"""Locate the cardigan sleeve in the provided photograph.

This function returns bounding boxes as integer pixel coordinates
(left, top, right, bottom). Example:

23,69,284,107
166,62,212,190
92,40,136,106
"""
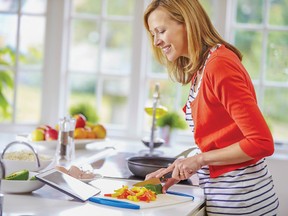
206,56,274,158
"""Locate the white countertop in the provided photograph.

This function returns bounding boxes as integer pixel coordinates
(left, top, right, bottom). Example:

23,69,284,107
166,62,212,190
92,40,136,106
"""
0,134,205,216
3,178,204,216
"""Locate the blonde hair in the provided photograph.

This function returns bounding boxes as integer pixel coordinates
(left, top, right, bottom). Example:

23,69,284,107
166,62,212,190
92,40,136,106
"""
144,0,242,85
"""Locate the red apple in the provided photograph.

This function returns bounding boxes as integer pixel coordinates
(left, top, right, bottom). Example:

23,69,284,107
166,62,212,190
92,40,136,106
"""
74,114,86,128
45,128,58,140
37,125,52,133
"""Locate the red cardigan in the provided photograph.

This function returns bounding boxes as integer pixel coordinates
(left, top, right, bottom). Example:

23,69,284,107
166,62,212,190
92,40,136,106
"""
184,45,274,178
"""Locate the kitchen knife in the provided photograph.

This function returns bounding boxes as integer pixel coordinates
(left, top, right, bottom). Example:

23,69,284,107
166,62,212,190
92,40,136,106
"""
133,178,194,201
89,197,140,210
133,177,161,187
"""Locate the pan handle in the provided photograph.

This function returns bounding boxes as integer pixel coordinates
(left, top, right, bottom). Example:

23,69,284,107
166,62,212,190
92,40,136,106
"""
174,146,198,158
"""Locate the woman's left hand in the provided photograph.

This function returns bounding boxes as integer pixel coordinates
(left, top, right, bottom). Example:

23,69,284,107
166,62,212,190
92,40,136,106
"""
148,154,204,181
170,154,204,180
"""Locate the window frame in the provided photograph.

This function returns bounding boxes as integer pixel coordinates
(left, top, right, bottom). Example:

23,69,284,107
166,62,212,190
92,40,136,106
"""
0,0,287,147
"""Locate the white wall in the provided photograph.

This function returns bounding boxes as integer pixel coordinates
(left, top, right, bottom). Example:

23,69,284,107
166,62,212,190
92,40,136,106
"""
266,153,288,216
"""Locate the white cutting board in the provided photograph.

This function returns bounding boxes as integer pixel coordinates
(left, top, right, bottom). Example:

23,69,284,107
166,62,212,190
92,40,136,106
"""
90,178,193,209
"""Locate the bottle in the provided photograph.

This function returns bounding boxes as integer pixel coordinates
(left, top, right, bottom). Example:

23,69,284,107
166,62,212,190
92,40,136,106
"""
55,116,76,166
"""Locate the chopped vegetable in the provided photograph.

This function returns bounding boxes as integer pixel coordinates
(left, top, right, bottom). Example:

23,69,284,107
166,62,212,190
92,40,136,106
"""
29,176,37,180
5,169,29,180
104,185,157,202
143,184,163,195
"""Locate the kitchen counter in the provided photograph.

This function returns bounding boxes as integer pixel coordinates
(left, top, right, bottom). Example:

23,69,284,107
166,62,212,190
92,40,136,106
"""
0,134,205,216
3,178,205,216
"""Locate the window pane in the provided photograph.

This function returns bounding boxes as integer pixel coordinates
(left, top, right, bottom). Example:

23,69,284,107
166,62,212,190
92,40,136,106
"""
200,0,213,17
147,80,178,110
19,16,45,69
269,0,288,26
267,31,288,82
0,0,18,12
69,19,100,72
69,73,97,108
235,30,263,80
21,0,47,14
73,0,101,15
106,0,134,16
16,71,42,123
0,14,17,66
101,21,132,74
150,56,166,74
180,84,192,107
263,87,288,141
236,0,263,24
143,80,177,130
102,79,129,124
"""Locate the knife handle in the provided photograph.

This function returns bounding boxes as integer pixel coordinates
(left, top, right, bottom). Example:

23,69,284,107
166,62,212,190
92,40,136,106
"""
89,197,140,209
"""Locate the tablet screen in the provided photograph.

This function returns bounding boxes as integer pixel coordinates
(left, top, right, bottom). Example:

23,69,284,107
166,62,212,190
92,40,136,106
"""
36,168,101,201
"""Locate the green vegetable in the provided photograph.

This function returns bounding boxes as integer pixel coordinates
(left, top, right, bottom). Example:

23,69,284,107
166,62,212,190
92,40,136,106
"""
5,169,29,180
144,184,163,195
29,176,37,180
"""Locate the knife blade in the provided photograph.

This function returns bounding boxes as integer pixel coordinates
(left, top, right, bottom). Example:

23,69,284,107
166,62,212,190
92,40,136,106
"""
133,177,161,187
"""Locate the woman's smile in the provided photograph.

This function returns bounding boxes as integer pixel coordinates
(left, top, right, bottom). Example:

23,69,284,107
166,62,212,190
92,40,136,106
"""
162,45,171,54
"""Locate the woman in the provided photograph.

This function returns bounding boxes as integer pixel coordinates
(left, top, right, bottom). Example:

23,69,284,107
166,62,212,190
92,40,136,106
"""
143,0,279,215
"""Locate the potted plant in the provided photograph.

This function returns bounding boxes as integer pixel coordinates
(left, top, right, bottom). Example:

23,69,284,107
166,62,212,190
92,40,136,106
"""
69,102,99,123
156,111,187,145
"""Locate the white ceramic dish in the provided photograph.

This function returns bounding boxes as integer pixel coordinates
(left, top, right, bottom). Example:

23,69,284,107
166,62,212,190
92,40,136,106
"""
3,157,53,176
1,172,45,194
16,134,106,149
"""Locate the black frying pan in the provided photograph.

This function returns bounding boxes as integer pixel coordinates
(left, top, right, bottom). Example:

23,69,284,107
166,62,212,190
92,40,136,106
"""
127,156,175,178
127,147,197,178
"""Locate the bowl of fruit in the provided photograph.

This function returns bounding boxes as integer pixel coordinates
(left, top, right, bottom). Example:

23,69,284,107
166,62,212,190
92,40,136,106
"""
18,114,107,149
1,169,45,193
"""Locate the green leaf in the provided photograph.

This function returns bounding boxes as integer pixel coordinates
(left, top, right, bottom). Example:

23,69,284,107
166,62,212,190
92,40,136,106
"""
0,92,9,108
0,71,14,88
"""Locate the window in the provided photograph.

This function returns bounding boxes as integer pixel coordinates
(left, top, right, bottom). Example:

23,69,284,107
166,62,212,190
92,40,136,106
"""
0,0,287,145
229,0,288,142
67,0,135,128
0,0,46,124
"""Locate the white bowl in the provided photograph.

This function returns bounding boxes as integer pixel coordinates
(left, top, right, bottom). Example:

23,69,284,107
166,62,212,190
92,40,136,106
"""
3,151,53,175
3,159,53,176
1,172,45,194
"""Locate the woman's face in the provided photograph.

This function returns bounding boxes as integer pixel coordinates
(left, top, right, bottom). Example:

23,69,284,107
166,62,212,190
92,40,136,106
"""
148,7,188,61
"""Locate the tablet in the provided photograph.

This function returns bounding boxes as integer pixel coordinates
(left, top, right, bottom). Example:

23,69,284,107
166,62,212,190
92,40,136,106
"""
36,168,101,202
